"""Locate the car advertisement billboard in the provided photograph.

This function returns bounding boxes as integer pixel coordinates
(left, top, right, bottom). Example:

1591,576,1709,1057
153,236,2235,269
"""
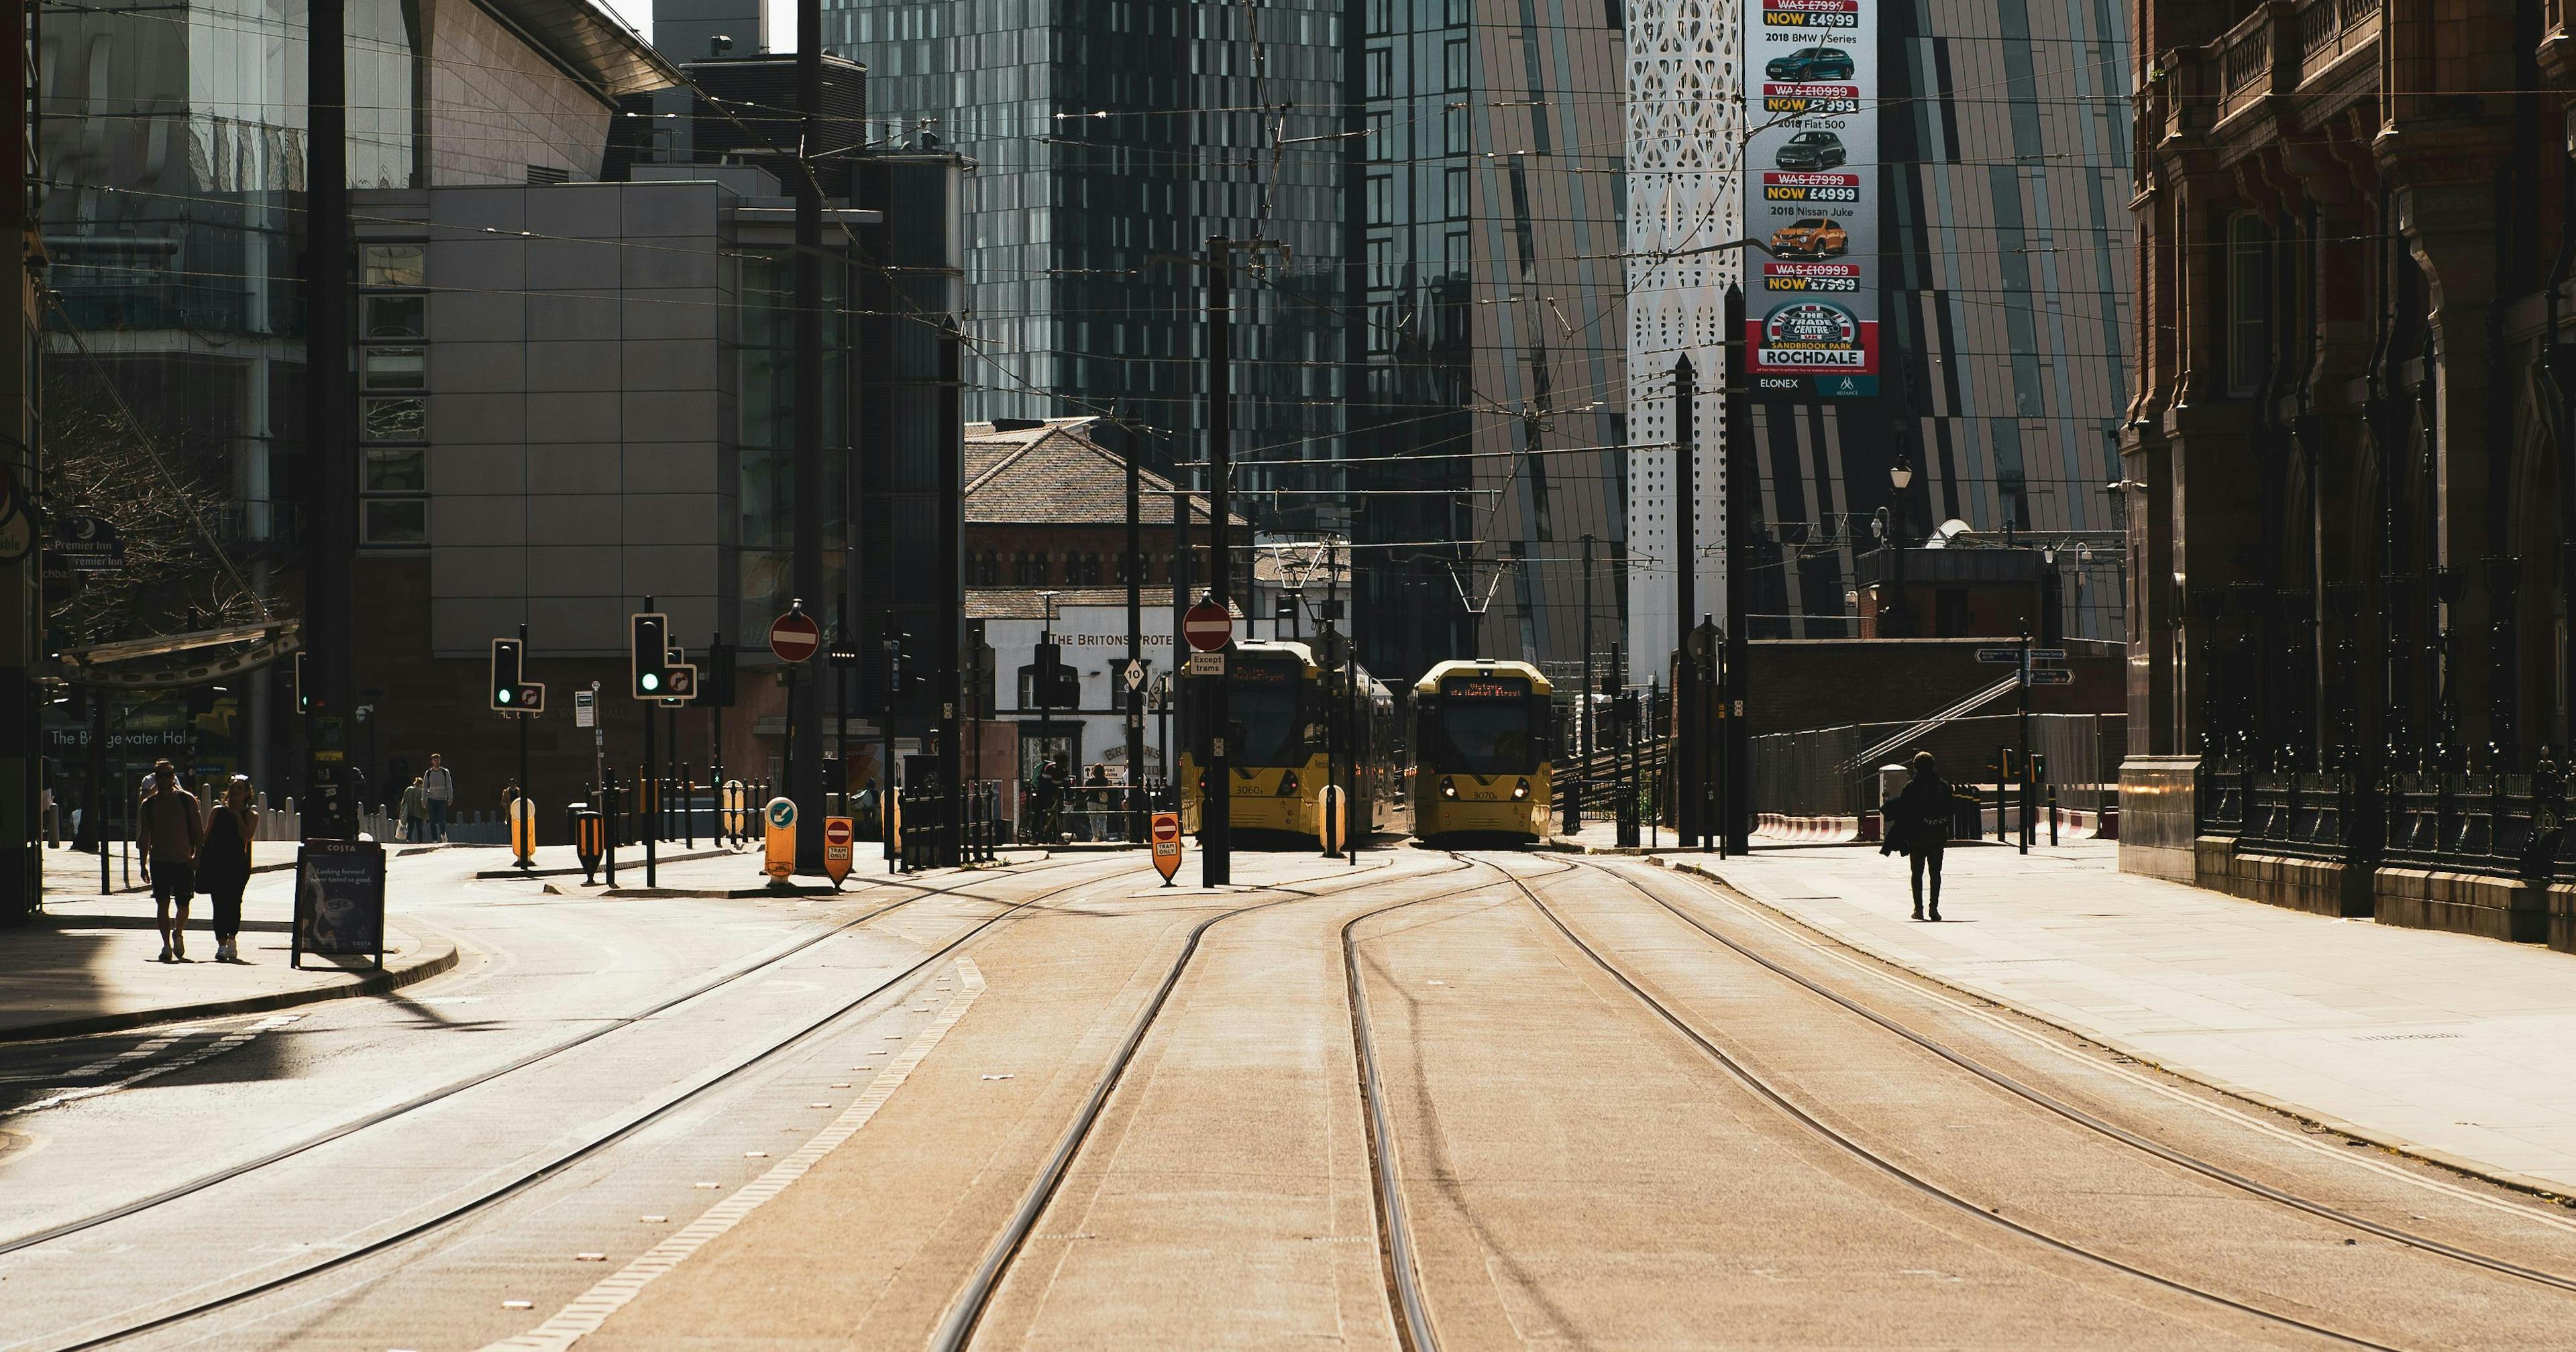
1745,0,1876,398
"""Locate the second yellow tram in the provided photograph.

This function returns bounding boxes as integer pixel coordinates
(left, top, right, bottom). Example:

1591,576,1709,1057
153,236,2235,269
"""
1411,659,1554,843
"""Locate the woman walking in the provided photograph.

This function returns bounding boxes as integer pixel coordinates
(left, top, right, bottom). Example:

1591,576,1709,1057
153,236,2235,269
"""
198,776,259,962
1891,750,1953,921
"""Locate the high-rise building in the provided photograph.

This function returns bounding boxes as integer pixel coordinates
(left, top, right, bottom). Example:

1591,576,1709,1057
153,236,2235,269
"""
816,0,1345,507
1625,0,2133,663
1349,0,1630,681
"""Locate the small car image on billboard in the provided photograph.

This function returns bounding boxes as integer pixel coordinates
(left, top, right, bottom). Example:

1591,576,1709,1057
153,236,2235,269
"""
1763,46,1856,81
1773,131,1847,170
1768,217,1850,260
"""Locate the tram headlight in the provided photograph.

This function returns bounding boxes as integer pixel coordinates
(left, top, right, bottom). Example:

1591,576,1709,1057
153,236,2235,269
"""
1511,778,1530,801
1440,777,1458,799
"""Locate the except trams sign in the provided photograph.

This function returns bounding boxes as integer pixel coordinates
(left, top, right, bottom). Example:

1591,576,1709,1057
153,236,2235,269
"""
1745,0,1878,398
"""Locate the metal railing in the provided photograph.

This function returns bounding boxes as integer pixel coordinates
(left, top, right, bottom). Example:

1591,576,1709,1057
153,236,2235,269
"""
2202,763,2571,883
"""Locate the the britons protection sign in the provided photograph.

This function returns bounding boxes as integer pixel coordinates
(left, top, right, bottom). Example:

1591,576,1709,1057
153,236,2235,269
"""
1745,0,1877,398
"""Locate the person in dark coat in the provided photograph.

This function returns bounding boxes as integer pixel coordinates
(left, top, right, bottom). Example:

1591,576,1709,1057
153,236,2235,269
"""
197,775,259,962
1891,750,1953,921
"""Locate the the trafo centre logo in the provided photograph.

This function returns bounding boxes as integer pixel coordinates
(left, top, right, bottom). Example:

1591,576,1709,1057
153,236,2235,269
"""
1757,300,1864,367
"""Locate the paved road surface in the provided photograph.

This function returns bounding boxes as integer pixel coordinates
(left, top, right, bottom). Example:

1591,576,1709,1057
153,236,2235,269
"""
7,846,2576,1350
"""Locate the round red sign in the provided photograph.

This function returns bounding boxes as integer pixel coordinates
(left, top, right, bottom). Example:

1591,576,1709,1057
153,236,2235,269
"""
824,818,853,846
1182,600,1233,653
769,611,822,663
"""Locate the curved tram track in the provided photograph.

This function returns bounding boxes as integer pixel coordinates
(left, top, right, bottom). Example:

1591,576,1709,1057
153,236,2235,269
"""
15,854,1140,1352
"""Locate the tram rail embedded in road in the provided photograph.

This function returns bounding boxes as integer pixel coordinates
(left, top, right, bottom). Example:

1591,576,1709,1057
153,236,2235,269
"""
1495,856,2415,1352
17,854,1142,1352
1564,854,2576,1295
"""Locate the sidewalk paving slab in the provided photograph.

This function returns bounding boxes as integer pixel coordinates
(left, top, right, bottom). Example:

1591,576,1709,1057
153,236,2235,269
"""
1672,840,2576,1198
11,845,457,1042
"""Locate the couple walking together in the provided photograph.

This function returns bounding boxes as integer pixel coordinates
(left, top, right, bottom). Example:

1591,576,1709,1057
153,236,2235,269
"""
136,760,260,962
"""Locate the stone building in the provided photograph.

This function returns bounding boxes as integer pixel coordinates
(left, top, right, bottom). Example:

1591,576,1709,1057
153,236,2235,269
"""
2122,0,2576,947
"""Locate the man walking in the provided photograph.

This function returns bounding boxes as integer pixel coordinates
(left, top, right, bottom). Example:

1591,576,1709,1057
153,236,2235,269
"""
136,759,203,961
1890,750,1953,921
423,752,455,842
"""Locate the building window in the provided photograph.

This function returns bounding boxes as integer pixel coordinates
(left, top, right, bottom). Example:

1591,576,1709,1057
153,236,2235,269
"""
1366,174,1393,226
360,243,425,287
1368,109,1393,161
969,551,1000,585
362,347,425,390
1445,0,1468,25
1013,551,1047,585
1444,106,1468,156
363,499,429,545
1445,166,1468,219
1444,38,1468,91
358,240,429,549
362,294,425,340
1366,46,1392,98
362,396,425,442
2226,213,2269,398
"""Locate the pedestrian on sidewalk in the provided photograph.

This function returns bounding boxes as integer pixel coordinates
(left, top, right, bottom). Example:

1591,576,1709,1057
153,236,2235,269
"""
198,775,259,962
423,753,455,841
400,776,429,842
1891,750,1951,922
136,760,203,961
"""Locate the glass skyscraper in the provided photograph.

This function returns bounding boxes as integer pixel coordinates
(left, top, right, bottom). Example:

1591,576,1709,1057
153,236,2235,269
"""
825,0,1347,511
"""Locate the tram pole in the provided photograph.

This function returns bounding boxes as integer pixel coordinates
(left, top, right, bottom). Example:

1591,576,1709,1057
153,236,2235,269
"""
1203,235,1233,888
1672,356,1700,848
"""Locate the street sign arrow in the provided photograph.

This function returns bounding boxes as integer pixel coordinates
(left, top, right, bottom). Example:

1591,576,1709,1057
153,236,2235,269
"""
1975,647,2024,663
2026,668,2075,685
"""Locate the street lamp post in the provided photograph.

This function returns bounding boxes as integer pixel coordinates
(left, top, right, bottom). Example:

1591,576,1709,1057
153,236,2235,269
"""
1886,455,1914,636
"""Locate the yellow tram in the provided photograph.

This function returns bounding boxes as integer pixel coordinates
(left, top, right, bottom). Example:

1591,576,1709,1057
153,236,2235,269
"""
1411,659,1554,843
1178,640,1409,844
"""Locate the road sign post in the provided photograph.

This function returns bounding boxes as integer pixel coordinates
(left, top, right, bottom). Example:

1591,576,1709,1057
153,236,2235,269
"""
1183,595,1232,886
1150,810,1182,886
771,603,822,875
510,794,535,868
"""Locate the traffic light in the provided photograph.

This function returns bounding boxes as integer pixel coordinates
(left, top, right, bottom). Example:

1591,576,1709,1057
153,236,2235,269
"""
707,641,737,707
629,611,669,699
490,637,524,711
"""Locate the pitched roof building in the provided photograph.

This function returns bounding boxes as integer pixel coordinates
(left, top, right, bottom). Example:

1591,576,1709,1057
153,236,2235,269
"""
963,416,1242,619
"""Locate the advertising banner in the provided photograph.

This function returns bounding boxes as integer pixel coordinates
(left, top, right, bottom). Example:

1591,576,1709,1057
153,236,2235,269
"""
293,838,386,969
1744,0,1878,398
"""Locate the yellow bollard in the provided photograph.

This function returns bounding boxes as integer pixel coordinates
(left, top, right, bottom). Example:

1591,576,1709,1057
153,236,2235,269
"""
510,795,535,867
763,796,798,883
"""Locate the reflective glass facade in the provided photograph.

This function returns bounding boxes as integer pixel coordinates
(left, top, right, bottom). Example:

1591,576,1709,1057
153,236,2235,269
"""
822,0,1345,512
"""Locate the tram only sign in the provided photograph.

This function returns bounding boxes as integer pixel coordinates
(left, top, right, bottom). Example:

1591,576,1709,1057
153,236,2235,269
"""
769,610,822,663
1183,600,1233,652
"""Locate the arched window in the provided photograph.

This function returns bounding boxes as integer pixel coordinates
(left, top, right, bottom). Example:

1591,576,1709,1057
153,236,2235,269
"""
2226,214,2270,398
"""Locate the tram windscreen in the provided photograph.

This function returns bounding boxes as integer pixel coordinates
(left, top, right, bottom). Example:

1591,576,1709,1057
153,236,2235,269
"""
1229,659,1305,765
1428,675,1539,775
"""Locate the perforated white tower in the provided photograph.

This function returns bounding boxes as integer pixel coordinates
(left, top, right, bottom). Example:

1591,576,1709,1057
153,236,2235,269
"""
1624,0,1739,674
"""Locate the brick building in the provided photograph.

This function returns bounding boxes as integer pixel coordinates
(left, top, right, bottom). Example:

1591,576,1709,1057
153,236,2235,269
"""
963,416,1227,600
2122,0,2576,940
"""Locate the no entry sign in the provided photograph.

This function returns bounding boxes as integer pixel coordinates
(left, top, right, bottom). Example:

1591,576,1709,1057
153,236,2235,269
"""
823,815,854,887
1183,599,1232,653
1150,811,1182,885
770,610,822,663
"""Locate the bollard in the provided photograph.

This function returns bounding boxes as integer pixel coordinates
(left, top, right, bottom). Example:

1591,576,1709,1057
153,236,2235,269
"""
2047,783,2059,847
603,781,620,886
571,805,605,884
510,794,536,869
763,795,798,885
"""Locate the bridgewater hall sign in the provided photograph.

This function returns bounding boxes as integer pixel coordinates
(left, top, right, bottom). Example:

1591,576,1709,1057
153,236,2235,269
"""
1745,0,1878,399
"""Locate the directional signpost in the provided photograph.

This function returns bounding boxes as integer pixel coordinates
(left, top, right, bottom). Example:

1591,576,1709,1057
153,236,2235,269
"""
1183,594,1232,887
2027,668,2075,685
763,795,798,885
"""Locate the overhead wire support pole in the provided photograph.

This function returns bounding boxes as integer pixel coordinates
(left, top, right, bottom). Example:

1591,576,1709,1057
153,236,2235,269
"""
1126,422,1145,842
790,0,826,874
1722,282,1754,856
303,0,354,838
1672,355,1699,850
1203,234,1234,889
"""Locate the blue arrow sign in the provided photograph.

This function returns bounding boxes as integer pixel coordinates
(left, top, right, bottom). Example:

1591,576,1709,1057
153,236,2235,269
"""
768,798,798,829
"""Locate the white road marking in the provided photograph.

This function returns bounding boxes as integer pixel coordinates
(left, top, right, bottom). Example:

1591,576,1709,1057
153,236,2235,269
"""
3,1015,301,1117
479,959,988,1352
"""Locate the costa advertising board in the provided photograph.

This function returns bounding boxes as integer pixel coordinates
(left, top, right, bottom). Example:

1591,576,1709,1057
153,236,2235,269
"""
1745,0,1877,398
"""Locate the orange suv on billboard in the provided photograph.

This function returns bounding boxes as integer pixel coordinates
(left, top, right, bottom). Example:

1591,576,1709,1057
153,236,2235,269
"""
1768,217,1849,260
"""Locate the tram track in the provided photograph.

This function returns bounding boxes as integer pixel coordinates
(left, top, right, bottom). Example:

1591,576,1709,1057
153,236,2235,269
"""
15,854,1142,1352
1567,854,2576,1294
1493,854,2413,1352
1,853,1113,1260
926,853,1495,1352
